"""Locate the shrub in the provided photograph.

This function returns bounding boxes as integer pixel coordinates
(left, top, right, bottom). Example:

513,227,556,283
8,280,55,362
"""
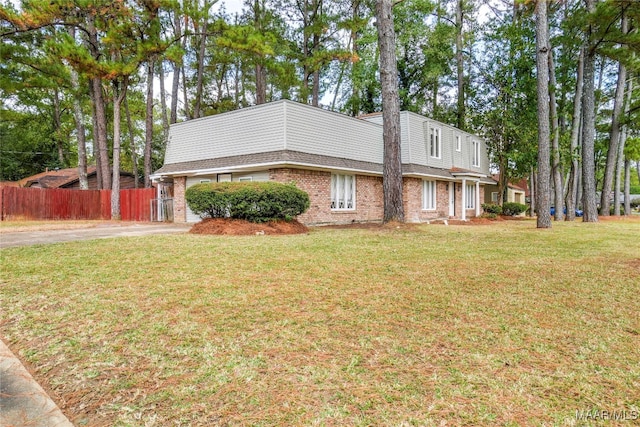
630,198,640,209
185,181,310,223
481,203,503,215
481,212,498,220
502,202,528,216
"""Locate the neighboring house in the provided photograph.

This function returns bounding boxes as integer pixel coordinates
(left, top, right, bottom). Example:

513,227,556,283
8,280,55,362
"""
484,175,528,205
152,100,493,225
16,167,138,189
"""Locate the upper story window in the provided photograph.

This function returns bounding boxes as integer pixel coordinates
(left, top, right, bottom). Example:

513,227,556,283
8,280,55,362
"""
331,173,355,210
455,135,461,152
423,180,436,210
472,140,480,167
429,126,442,159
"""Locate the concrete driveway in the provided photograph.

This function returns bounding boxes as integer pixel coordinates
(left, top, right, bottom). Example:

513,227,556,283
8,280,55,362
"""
0,222,191,249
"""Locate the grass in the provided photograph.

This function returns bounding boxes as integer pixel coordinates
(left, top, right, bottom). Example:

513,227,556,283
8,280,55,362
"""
1,219,639,426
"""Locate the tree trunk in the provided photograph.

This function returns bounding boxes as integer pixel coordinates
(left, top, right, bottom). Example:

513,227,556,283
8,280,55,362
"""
85,16,110,190
194,1,209,119
253,0,267,105
124,97,139,188
456,0,465,130
624,159,631,215
111,78,128,220
159,61,169,138
170,10,184,124
548,50,563,221
376,0,404,223
600,12,627,215
89,77,110,189
52,89,66,166
565,49,583,221
256,63,267,104
581,0,598,222
312,22,321,107
498,154,508,205
69,63,88,190
614,77,632,215
88,82,101,188
535,0,551,228
529,167,536,217
145,60,154,188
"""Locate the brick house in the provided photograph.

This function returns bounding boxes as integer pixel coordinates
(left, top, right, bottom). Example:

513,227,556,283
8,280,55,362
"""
151,100,492,225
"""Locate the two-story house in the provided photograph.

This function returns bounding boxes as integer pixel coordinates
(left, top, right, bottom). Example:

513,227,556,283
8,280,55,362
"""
151,99,493,225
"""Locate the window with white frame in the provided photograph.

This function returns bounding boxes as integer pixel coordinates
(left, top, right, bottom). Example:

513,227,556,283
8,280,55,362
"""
455,135,461,152
423,180,436,210
199,179,211,184
331,174,355,210
238,177,253,182
472,140,480,167
429,126,442,159
491,192,498,203
465,183,476,209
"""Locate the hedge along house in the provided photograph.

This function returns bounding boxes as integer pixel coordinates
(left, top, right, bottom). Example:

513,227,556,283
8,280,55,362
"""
151,100,493,225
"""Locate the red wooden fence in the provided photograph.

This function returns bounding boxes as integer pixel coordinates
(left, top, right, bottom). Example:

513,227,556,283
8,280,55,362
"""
0,187,156,221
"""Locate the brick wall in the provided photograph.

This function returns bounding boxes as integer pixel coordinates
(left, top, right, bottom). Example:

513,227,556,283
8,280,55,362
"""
172,169,486,225
173,176,187,223
269,168,384,225
403,178,451,222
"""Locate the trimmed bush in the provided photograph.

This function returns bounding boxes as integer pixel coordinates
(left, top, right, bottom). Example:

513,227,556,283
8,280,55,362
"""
185,181,310,223
630,198,640,209
481,203,503,215
502,202,528,216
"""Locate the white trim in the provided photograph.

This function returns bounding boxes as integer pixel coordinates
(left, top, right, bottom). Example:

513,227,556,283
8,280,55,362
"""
472,140,480,167
455,135,461,152
461,178,467,221
331,173,356,211
475,180,481,217
465,182,476,210
422,180,436,211
429,125,442,159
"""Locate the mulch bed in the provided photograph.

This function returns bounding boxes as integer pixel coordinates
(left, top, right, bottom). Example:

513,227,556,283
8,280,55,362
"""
189,218,309,235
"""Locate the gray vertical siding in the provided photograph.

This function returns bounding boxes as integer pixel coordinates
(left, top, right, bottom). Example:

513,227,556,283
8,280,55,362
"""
162,100,489,177
164,102,286,165
284,102,383,165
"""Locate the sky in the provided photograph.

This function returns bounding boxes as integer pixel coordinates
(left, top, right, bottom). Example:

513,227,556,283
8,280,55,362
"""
216,0,246,16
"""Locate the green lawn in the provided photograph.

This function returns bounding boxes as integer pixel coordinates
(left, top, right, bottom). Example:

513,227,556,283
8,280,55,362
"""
1,219,639,426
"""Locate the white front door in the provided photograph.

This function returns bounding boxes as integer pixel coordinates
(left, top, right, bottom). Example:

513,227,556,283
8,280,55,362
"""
449,183,455,217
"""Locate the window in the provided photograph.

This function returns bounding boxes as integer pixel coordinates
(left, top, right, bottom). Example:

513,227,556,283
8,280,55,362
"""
199,179,211,184
491,192,498,203
331,174,355,210
429,126,441,159
465,184,476,209
423,180,436,210
238,177,253,182
217,173,232,182
472,140,480,167
455,135,461,152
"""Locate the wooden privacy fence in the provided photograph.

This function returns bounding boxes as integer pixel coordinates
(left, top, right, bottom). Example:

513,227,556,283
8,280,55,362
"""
0,187,156,221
